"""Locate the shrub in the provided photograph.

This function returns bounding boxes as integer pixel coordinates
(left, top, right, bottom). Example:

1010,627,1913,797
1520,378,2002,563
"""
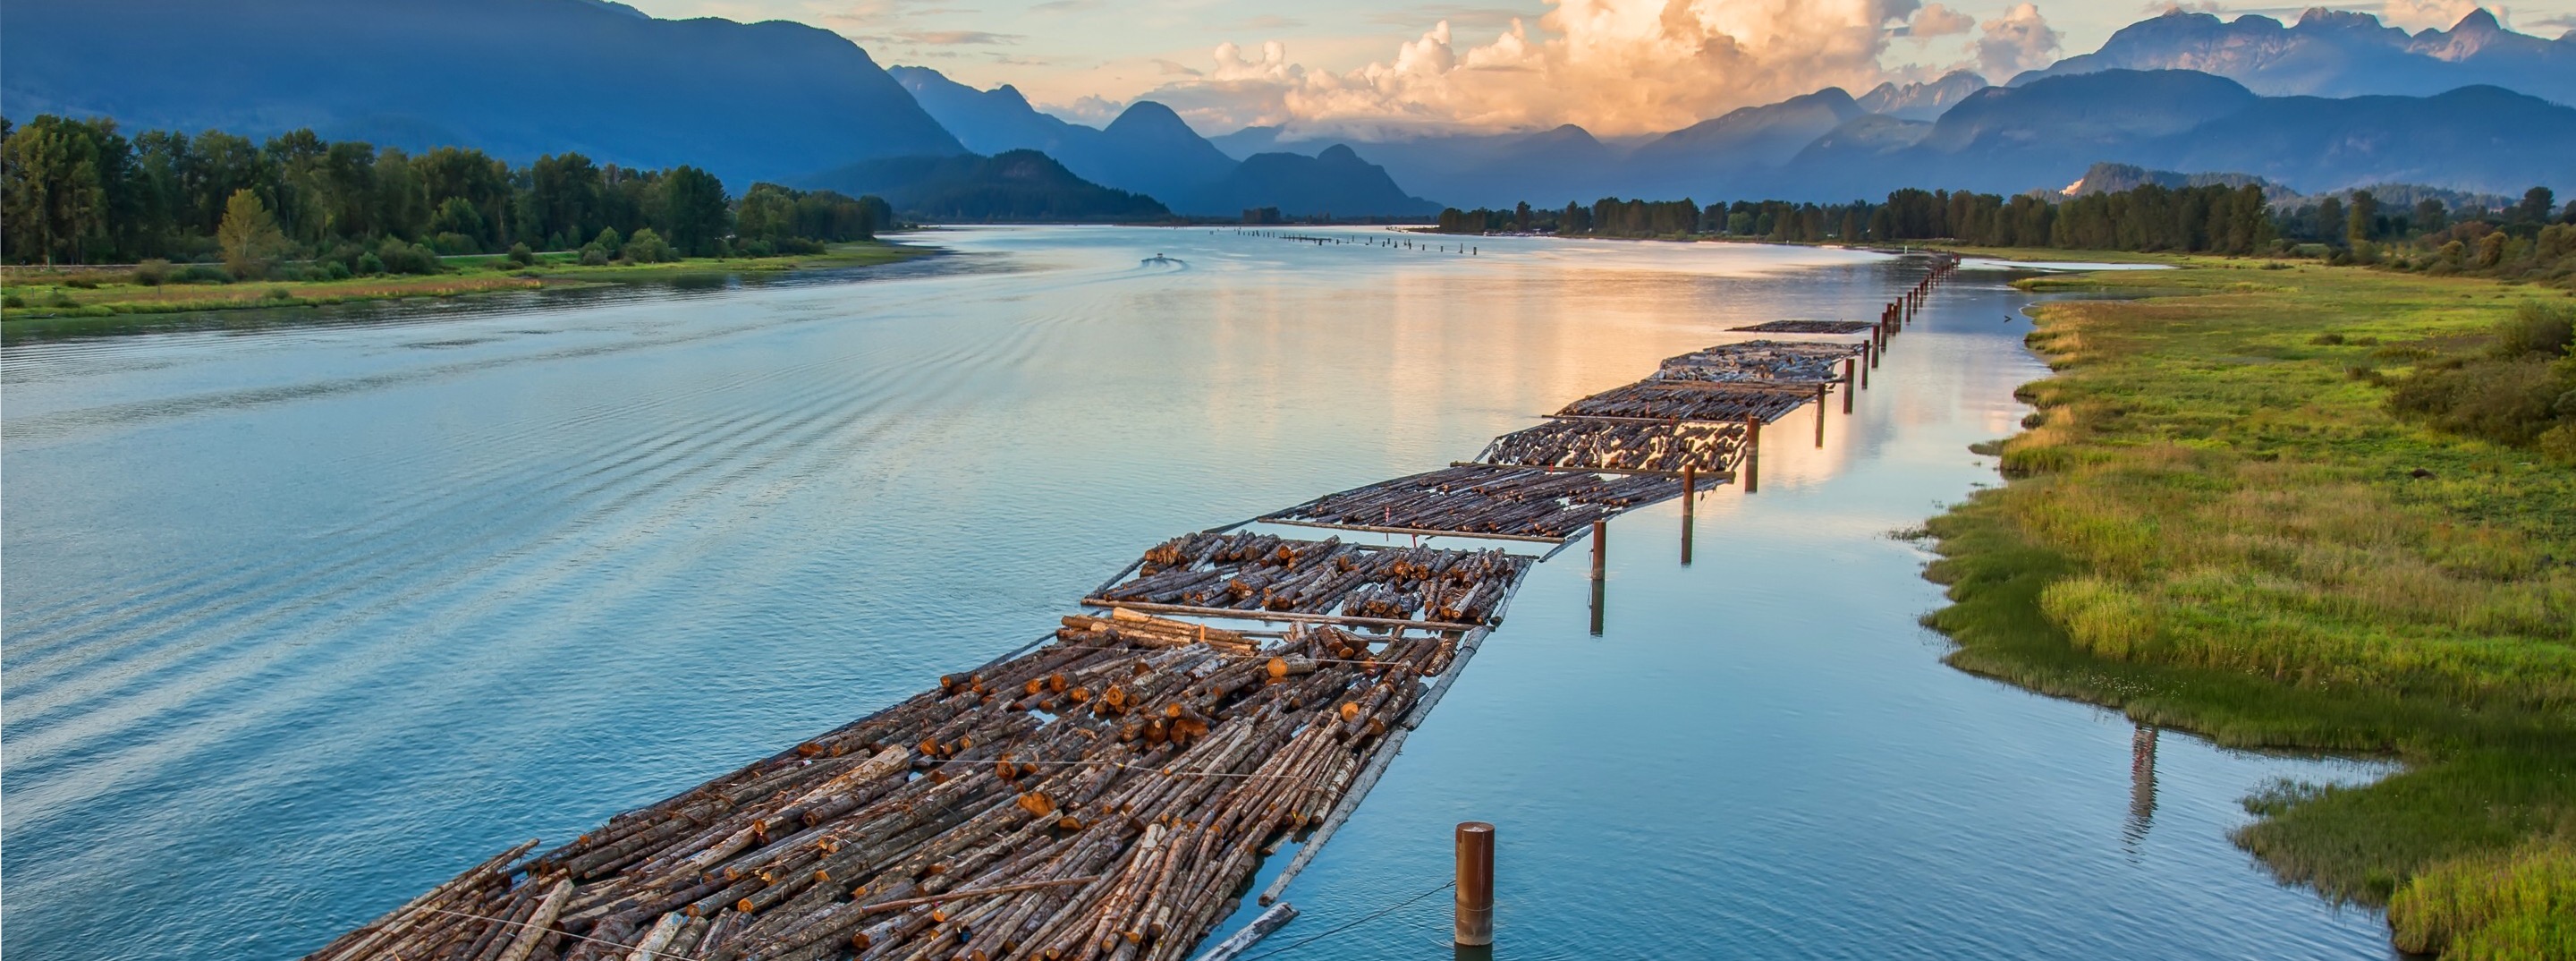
265,286,293,301
374,239,444,276
178,264,231,284
507,242,536,267
579,248,611,267
132,259,174,286
2309,332,2346,345
2492,302,2575,359
324,259,352,280
47,290,78,308
2,293,23,308
592,226,623,252
2387,356,2572,446
622,227,676,264
356,251,386,276
63,276,99,289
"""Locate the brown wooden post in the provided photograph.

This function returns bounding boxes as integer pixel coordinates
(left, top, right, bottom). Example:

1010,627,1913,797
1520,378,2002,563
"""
1815,383,1827,447
1680,464,1696,566
1455,822,1495,947
1862,339,1876,384
1843,359,1856,414
1743,415,1761,493
1589,519,1607,581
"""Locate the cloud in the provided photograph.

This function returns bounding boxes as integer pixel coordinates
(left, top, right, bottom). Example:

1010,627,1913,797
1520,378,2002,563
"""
1122,0,1934,137
1368,4,1530,30
1151,58,1205,76
2377,0,2501,30
1974,3,2061,79
898,29,1019,45
1902,3,1975,37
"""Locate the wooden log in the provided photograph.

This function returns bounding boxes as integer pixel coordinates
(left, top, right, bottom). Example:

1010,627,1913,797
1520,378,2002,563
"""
1186,903,1296,961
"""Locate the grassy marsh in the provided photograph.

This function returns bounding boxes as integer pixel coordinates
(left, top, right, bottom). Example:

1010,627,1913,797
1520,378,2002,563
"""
0,242,931,329
1923,253,2575,957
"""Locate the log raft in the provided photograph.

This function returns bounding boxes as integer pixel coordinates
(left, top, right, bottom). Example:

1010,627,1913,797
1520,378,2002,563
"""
1726,319,1877,334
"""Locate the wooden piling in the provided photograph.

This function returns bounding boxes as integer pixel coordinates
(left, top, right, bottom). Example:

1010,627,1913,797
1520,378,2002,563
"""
1455,822,1496,947
1743,415,1761,493
1815,384,1827,447
1843,360,1856,414
1680,464,1695,566
1589,519,1607,581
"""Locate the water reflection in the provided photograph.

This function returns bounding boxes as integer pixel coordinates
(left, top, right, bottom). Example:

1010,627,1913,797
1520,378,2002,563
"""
2129,725,2161,849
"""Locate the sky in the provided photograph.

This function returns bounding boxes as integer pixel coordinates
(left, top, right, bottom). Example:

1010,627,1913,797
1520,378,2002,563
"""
619,0,2576,136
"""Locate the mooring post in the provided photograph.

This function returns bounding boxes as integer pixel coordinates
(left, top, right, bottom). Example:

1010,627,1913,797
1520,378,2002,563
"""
1455,822,1495,947
1589,519,1607,581
1815,383,1827,447
1744,416,1761,493
1680,464,1696,566
1861,340,1875,386
1843,360,1856,414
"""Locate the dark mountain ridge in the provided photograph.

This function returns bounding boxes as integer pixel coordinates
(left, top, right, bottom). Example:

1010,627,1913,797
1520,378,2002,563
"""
0,0,962,186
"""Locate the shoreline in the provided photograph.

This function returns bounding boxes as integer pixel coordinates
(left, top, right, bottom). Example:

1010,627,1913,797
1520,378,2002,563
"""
1916,250,2574,957
0,241,939,333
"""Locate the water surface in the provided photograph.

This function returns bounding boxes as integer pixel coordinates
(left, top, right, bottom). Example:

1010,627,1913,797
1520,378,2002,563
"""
2,226,2394,960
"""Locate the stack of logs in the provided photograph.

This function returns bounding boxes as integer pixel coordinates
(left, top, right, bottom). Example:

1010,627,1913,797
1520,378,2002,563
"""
1553,380,1815,424
1476,419,1743,474
1261,465,1685,541
303,622,1464,961
1726,319,1877,334
1092,533,1530,627
1656,340,1862,384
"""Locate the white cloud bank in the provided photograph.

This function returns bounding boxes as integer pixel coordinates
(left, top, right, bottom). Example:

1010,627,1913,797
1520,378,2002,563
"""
1105,0,2065,138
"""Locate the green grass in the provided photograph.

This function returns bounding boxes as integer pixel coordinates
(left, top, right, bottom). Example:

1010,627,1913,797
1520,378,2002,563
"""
1921,252,2576,957
0,242,931,332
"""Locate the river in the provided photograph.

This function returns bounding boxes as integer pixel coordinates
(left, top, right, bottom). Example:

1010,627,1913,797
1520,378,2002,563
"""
1,226,2396,960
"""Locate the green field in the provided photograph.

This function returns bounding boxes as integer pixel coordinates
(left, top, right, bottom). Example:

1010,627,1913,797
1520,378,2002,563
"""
1923,255,2575,957
0,242,931,334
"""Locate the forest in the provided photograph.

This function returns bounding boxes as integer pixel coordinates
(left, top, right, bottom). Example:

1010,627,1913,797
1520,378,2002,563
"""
1435,183,2576,285
1,115,891,276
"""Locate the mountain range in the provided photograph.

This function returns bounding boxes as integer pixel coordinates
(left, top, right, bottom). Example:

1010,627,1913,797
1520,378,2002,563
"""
2015,7,2575,104
0,0,962,186
888,67,1436,217
4,2,2570,218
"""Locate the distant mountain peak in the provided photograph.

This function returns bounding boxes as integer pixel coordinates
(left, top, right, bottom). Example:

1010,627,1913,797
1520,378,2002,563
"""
2014,4,2568,103
1317,143,1362,163
1106,100,1194,137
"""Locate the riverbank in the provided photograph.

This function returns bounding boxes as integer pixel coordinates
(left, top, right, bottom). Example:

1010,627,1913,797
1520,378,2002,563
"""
1921,253,2575,957
0,241,933,329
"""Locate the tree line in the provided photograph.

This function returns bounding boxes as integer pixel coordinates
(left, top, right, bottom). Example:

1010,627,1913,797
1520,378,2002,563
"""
2,114,891,276
1432,183,2576,281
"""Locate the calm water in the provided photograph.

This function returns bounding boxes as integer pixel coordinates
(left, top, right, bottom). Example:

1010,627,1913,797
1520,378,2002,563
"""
2,226,2396,960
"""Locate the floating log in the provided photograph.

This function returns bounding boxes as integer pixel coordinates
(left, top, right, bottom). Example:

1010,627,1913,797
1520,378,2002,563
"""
312,623,1469,961
1261,465,1690,543
1092,533,1533,628
1553,379,1815,424
1476,419,1743,474
1726,319,1876,334
1657,339,1866,385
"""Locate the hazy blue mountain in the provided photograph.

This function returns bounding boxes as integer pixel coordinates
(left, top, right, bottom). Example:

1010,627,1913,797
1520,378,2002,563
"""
2014,8,2575,105
1096,103,1242,199
1783,71,2573,198
2137,85,2576,196
1177,145,1438,217
2064,162,2283,198
1854,72,1991,121
1,0,962,186
801,150,1169,221
1624,88,1868,197
890,67,1430,215
1207,125,1291,160
890,67,1076,157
